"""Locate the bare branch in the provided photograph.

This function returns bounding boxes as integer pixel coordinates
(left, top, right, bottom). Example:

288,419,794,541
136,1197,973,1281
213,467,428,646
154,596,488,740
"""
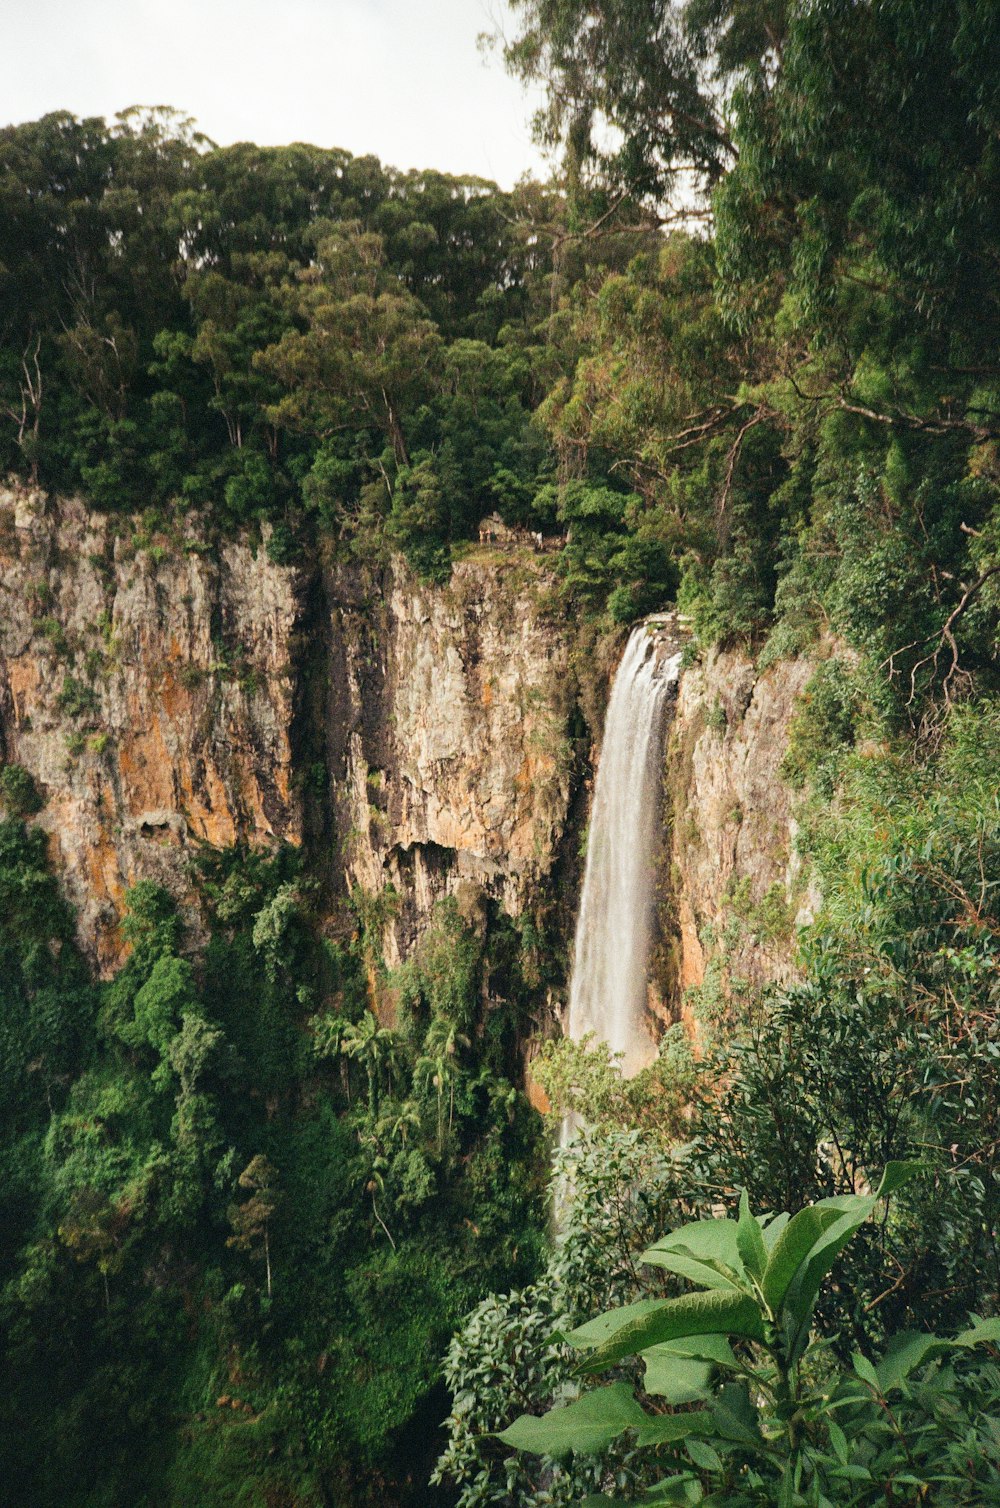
717,407,769,526
883,562,1000,708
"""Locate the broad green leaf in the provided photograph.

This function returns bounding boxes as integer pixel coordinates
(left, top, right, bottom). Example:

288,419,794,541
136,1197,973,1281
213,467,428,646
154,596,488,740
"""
647,1334,738,1367
639,1248,748,1292
761,1199,871,1316
642,1340,729,1404
784,1205,877,1339
640,1480,704,1506
828,1464,874,1482
875,1160,923,1197
634,1410,714,1446
710,1382,765,1445
828,1417,849,1464
496,1382,644,1458
686,1437,724,1472
876,1315,1000,1390
777,1464,796,1508
643,1219,742,1267
954,1314,1000,1349
761,1212,790,1253
577,1289,765,1374
566,1298,669,1349
875,1331,949,1391
737,1189,767,1282
852,1352,881,1391
643,1335,739,1405
641,1219,748,1292
785,1182,921,1344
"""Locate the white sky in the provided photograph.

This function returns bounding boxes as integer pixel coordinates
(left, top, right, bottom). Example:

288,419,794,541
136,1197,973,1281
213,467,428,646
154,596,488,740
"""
3,0,550,188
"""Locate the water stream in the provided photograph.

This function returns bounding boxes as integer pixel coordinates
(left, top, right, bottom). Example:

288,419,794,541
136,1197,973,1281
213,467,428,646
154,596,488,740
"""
566,625,681,1079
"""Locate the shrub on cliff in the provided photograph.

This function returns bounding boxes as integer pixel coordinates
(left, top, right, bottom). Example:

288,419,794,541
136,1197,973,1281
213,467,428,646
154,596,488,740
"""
0,762,43,817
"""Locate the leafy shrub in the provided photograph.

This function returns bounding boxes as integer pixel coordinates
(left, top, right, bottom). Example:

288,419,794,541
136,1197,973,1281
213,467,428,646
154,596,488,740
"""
781,660,860,794
434,1129,682,1507
499,1171,1000,1505
0,763,43,817
55,674,99,720
531,1029,698,1142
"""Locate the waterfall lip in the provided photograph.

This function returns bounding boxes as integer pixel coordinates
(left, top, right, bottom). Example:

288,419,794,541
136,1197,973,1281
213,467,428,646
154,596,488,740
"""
634,611,688,683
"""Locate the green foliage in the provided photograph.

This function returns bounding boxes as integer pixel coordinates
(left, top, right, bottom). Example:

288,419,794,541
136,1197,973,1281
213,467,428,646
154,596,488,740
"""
442,685,1000,1503
8,12,1000,1502
502,0,737,201
780,659,859,795
0,113,561,584
498,1181,1000,1505
434,1129,682,1508
532,1027,698,1141
0,762,43,816
7,5,1000,654
0,838,547,1506
55,674,99,720
227,1153,279,1297
394,897,481,1035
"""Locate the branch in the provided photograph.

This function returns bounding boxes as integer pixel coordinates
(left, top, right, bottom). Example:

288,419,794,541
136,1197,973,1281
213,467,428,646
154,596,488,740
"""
882,563,1000,707
835,394,1000,441
717,407,769,525
784,368,1000,441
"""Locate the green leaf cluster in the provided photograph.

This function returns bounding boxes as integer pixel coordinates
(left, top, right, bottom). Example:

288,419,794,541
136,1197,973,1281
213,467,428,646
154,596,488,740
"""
498,1174,1000,1505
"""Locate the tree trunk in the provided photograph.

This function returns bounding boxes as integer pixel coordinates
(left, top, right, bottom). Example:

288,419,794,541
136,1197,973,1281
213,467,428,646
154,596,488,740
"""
382,389,410,467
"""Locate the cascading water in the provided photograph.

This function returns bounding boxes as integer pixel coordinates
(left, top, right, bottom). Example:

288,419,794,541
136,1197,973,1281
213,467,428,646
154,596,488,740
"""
566,624,681,1080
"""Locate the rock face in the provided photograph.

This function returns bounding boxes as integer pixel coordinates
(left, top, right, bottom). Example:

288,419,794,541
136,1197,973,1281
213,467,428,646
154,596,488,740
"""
0,488,304,969
0,487,579,972
0,484,814,1014
326,555,577,965
661,645,819,1008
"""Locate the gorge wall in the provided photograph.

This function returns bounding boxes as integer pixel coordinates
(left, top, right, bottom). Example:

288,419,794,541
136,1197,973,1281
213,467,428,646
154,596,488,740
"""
323,552,578,968
0,486,580,975
0,487,304,970
0,483,815,1014
660,646,820,1013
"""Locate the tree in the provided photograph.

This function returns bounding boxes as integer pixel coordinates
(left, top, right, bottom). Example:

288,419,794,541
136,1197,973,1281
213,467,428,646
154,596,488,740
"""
261,222,442,468
414,1015,470,1154
340,1011,401,1120
227,1153,280,1299
58,1185,132,1313
500,0,747,206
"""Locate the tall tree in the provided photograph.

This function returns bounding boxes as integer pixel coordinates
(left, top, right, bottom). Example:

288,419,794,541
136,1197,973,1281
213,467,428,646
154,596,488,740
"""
261,223,442,468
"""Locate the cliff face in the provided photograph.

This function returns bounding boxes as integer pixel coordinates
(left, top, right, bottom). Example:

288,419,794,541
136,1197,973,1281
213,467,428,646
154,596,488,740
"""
662,645,819,1009
0,488,304,969
0,484,813,1015
0,488,579,972
329,556,576,965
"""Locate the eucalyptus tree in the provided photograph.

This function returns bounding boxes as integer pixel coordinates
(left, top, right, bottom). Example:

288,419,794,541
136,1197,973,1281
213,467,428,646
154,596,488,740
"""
261,222,443,469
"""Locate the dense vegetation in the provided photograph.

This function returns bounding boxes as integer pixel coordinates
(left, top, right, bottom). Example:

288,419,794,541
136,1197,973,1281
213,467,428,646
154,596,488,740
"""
4,0,1000,1503
0,110,566,582
438,703,1000,1500
496,1169,1000,1505
0,828,548,1504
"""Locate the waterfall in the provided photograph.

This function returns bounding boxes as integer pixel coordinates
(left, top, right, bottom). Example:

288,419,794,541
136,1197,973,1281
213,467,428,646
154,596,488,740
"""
566,625,681,1078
